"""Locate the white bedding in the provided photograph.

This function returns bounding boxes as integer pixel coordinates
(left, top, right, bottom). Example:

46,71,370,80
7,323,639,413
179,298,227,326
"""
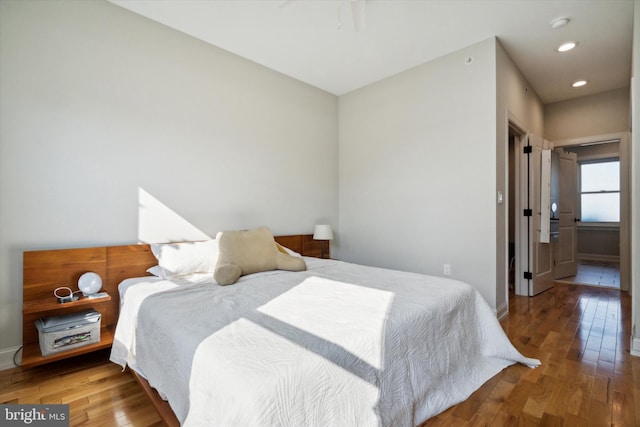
111,258,539,426
110,272,213,373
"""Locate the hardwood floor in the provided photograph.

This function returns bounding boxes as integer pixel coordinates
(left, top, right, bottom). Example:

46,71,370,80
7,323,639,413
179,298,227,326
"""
1,282,638,426
422,282,639,426
0,349,163,426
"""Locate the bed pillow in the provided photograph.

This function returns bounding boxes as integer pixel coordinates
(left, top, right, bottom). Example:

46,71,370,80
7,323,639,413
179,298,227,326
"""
150,239,218,277
215,227,306,285
276,243,302,258
146,265,169,278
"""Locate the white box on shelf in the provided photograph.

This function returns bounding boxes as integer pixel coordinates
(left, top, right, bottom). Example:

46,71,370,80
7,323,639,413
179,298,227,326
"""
35,309,101,356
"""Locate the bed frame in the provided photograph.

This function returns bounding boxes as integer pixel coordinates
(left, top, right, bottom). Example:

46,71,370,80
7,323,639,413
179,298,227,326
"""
22,234,327,425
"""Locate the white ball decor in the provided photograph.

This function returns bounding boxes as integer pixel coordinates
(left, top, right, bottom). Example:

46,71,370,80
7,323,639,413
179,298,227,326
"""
78,272,102,296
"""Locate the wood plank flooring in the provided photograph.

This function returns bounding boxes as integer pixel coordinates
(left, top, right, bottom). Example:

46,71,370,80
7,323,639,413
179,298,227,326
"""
1,282,638,426
422,282,639,426
0,350,163,426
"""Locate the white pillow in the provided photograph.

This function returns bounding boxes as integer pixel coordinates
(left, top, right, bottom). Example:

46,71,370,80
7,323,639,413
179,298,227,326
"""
150,239,218,277
146,265,170,279
276,243,302,258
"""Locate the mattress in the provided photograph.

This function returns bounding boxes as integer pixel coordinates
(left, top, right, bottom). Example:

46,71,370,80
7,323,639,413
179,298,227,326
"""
111,257,539,426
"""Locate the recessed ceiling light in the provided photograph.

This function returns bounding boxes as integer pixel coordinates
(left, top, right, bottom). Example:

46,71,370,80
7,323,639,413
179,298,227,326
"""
572,80,587,88
557,41,577,52
551,17,570,29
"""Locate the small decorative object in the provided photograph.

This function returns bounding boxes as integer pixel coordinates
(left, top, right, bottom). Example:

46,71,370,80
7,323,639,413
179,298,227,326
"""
78,272,102,296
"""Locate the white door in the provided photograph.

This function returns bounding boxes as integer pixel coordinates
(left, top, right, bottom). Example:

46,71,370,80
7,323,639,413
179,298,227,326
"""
519,134,554,296
554,149,578,279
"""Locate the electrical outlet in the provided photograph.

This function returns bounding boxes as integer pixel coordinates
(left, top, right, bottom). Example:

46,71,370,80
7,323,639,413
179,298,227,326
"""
443,264,451,276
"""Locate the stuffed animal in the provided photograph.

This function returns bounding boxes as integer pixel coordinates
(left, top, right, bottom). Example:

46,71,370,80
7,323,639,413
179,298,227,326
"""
214,226,306,285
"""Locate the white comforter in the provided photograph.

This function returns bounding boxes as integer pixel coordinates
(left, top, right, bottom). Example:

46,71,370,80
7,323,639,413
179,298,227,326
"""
111,258,539,427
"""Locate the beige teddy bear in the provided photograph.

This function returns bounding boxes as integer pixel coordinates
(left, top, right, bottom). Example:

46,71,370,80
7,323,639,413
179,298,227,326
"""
214,226,306,285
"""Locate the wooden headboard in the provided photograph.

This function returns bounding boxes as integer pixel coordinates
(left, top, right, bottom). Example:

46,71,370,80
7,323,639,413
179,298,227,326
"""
21,234,327,367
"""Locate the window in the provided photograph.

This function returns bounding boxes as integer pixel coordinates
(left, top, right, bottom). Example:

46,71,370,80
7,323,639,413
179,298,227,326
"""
580,160,620,222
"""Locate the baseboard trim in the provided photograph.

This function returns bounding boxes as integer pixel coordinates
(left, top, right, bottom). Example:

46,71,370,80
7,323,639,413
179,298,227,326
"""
631,336,640,357
496,302,509,321
0,346,21,371
576,254,620,264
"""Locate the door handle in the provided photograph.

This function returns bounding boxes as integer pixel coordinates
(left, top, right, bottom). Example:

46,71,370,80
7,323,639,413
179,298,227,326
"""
574,218,581,222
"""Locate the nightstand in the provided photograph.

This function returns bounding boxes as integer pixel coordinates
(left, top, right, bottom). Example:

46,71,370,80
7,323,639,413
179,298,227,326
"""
22,293,114,367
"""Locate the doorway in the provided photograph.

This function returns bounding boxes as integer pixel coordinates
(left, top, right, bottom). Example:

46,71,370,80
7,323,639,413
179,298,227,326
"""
552,135,629,291
508,123,557,297
507,122,539,297
508,132,630,294
508,126,520,293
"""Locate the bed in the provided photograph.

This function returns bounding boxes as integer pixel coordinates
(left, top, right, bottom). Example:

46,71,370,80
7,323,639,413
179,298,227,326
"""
109,231,540,427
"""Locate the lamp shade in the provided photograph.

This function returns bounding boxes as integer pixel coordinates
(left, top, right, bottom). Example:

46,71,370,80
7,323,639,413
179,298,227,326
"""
313,224,333,240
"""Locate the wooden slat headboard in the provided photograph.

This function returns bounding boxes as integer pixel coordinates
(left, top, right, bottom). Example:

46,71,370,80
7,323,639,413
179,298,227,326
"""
22,234,328,366
275,234,326,259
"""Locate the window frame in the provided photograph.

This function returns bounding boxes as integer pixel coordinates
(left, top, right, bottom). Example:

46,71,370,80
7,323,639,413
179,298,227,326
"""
577,157,620,225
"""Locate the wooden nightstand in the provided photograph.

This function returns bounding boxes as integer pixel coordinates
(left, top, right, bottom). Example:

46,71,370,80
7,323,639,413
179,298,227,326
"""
22,293,114,367
21,247,119,368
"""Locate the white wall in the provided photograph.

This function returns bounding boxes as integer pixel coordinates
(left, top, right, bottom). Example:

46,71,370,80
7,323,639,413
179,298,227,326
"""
495,42,544,317
339,38,499,309
631,0,640,357
545,87,630,141
0,0,338,357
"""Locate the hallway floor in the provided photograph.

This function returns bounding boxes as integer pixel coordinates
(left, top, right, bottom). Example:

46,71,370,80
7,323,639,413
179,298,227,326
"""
556,261,620,289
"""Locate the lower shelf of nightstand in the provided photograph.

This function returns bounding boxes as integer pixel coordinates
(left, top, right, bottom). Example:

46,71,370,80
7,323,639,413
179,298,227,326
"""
21,325,115,368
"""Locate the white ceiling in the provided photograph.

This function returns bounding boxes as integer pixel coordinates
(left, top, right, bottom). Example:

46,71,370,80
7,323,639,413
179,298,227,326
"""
108,0,633,104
